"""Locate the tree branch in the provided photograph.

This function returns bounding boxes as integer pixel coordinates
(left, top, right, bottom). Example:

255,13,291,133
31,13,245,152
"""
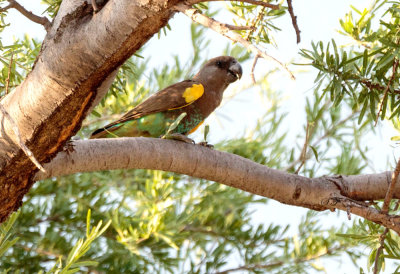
0,55,45,172
175,3,295,79
0,0,51,31
223,23,255,31
4,51,13,96
250,54,260,83
0,0,182,223
286,0,300,43
216,245,347,273
294,121,312,174
382,157,400,213
361,79,400,95
185,0,280,10
35,138,400,234
373,227,389,274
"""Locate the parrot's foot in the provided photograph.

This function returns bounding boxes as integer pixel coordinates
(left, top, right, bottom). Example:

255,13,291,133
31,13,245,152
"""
63,140,76,155
198,141,214,149
161,133,195,144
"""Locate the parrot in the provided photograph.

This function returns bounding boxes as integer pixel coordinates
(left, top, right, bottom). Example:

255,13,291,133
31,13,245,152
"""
90,56,243,144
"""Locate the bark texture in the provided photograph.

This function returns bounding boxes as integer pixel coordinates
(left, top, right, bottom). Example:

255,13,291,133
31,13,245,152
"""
0,0,180,222
35,138,400,233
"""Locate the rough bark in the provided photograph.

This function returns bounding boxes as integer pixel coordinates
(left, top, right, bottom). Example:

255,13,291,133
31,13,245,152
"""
34,138,400,234
0,0,180,222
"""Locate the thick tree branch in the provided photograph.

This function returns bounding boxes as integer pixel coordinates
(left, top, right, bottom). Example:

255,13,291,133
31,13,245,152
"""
0,0,181,223
0,103,45,172
35,138,400,234
175,3,295,79
0,0,51,31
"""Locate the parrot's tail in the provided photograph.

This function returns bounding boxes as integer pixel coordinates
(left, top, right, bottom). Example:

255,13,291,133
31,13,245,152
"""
90,128,107,139
90,124,123,139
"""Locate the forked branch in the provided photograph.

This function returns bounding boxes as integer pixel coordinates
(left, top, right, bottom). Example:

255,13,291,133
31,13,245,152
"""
0,0,51,31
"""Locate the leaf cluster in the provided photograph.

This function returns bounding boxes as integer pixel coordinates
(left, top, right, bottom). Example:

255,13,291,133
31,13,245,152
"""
299,1,400,125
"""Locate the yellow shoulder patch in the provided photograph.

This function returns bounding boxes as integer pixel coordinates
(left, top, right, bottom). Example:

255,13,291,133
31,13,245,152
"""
182,84,204,103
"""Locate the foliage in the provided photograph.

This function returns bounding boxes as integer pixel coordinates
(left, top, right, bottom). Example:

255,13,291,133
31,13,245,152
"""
0,0,399,273
299,1,400,126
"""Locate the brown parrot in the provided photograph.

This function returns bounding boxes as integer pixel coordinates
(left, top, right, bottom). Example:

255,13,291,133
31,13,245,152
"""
90,56,243,142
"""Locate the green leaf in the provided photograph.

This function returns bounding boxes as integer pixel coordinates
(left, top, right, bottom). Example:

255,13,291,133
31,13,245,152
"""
91,110,101,117
362,49,368,76
368,248,377,269
358,97,368,124
204,124,210,142
86,209,91,237
309,145,319,162
164,112,187,136
69,261,99,268
391,136,400,141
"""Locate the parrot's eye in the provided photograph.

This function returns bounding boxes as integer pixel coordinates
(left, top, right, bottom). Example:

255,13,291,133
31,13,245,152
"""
216,61,222,67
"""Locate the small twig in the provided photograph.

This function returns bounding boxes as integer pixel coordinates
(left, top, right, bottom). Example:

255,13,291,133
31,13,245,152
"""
186,0,280,10
286,0,301,43
285,110,357,172
175,3,295,79
361,79,400,95
91,0,99,13
245,6,265,41
295,121,311,174
372,165,400,274
82,113,122,127
0,56,29,72
373,199,399,274
373,227,389,274
223,23,254,31
215,246,345,274
250,54,260,83
0,0,51,31
382,157,400,214
375,59,399,126
16,244,61,258
0,3,13,12
5,51,13,96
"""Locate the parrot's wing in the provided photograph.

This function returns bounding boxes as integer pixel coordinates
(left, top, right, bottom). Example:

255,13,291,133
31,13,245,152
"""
121,80,203,121
99,80,204,130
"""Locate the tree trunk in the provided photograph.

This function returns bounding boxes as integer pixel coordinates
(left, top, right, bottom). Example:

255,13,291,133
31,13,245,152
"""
0,0,179,222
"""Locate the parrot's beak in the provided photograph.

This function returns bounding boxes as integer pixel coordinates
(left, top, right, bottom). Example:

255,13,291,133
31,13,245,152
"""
228,62,243,80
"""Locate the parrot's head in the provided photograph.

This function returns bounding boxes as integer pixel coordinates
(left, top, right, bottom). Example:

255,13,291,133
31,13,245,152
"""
195,56,243,85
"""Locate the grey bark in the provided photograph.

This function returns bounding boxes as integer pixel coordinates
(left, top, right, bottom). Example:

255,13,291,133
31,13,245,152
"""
35,138,400,234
